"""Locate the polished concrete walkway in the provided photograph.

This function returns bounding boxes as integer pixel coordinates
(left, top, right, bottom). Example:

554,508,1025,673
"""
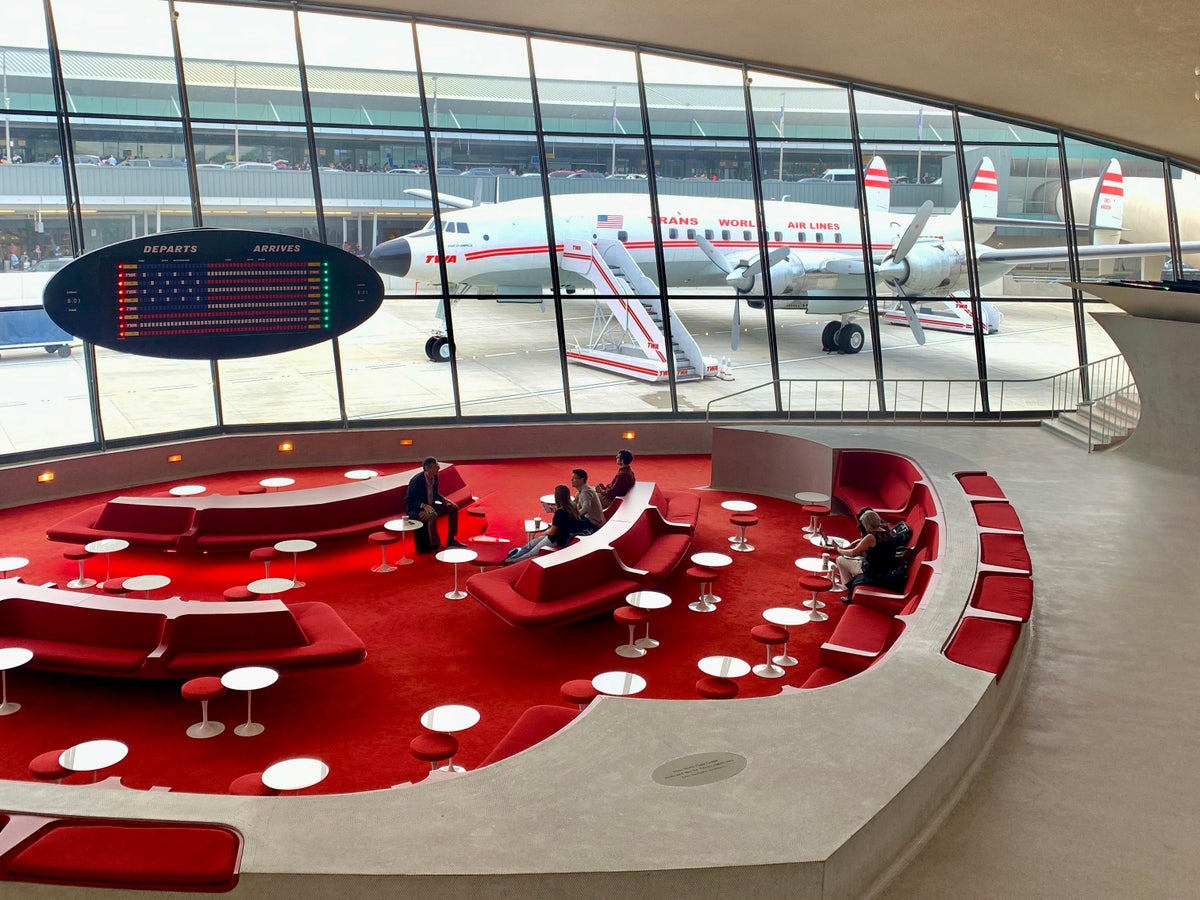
878,425,1200,898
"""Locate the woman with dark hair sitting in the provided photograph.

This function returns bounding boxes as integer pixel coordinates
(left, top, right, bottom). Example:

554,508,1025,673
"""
834,509,906,603
504,484,583,563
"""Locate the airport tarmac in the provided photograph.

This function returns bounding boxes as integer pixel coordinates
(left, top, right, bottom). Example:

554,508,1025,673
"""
0,282,1120,456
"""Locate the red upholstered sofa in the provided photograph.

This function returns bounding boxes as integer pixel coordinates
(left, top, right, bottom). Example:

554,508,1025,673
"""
466,482,699,627
833,449,924,515
0,813,241,893
479,705,579,767
0,583,366,678
46,464,475,553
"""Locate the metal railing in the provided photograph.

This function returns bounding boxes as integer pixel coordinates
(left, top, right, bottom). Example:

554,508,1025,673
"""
704,354,1135,424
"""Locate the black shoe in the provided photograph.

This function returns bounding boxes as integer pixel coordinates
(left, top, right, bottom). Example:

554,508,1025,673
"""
841,595,853,605
446,538,466,549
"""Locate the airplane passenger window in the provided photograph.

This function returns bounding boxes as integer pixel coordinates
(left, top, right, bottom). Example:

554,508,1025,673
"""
834,233,843,243
743,230,752,241
816,233,824,243
704,229,714,240
669,228,678,240
617,230,628,242
798,231,806,242
686,229,696,240
721,230,731,241
773,231,782,242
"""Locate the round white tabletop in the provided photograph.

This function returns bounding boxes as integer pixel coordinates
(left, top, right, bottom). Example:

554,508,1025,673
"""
221,666,280,693
795,491,831,504
84,538,130,555
275,539,317,555
0,646,34,716
247,576,293,599
697,655,751,678
344,469,379,480
420,704,480,733
60,739,128,777
262,757,330,792
168,484,206,497
523,519,551,537
122,574,171,597
626,590,672,610
808,533,850,549
539,494,556,506
221,666,280,738
592,670,647,696
796,557,836,575
385,518,424,534
721,499,758,513
691,551,733,569
0,557,29,578
763,606,811,627
259,476,296,491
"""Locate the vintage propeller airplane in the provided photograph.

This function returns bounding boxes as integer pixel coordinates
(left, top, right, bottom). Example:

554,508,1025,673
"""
369,156,1199,369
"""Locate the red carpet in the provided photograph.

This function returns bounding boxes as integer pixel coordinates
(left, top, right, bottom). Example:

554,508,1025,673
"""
0,456,858,795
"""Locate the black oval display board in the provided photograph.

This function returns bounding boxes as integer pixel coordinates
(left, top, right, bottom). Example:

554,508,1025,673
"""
43,229,383,359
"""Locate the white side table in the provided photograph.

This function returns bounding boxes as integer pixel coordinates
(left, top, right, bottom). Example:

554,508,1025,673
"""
626,590,672,649
60,739,128,782
83,539,129,583
762,606,811,666
721,499,758,550
523,519,550,542
221,666,279,737
262,757,330,794
169,484,206,497
259,476,295,492
420,704,480,773
0,646,34,716
592,671,647,697
122,574,171,599
436,547,477,600
0,557,29,579
689,551,733,611
344,469,378,481
697,655,751,679
384,517,424,566
274,538,317,588
247,576,293,601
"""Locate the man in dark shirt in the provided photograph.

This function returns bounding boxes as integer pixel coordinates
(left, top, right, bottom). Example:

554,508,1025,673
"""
405,457,461,552
597,449,636,508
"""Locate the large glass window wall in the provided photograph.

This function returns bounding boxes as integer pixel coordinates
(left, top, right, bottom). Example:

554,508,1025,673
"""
0,0,1196,460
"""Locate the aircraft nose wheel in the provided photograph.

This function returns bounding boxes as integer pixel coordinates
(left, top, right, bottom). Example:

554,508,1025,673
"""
424,336,452,362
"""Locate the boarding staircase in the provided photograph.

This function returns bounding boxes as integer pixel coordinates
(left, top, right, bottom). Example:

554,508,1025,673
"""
557,238,717,383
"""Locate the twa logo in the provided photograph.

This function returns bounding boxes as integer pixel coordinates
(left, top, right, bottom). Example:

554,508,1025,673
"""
424,255,457,264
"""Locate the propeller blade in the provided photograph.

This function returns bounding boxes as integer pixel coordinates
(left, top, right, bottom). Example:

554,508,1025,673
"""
744,246,790,278
731,297,741,351
694,233,733,274
901,299,927,346
891,200,935,263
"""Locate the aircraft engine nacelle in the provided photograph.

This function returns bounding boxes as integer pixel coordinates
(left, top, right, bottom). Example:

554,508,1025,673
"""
767,256,808,296
890,243,966,295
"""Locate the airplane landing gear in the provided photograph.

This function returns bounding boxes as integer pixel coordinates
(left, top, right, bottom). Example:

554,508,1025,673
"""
820,321,864,354
837,323,864,354
424,335,451,362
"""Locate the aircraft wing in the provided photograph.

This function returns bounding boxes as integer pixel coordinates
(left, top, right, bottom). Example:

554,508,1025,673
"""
976,239,1200,265
403,187,475,210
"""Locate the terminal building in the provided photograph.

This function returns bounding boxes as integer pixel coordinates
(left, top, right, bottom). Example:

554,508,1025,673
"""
0,0,1196,896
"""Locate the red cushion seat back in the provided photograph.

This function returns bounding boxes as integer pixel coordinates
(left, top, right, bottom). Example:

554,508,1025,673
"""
165,609,308,653
94,502,194,535
0,599,165,650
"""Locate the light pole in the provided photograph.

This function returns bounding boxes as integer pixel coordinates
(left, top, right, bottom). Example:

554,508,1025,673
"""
226,62,239,165
431,76,438,169
3,50,11,165
778,93,786,181
610,86,617,175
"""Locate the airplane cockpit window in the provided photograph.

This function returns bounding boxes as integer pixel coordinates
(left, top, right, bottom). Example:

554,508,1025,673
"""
444,222,454,232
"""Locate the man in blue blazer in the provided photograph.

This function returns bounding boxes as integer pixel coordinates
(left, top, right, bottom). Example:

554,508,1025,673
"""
406,457,462,552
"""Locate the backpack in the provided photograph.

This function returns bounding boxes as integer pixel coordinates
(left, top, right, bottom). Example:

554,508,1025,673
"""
890,521,913,547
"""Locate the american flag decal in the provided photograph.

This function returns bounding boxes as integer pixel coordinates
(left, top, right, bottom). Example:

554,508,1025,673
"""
597,214,623,229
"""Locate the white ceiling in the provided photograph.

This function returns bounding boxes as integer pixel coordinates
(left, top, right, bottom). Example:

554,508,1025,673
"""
326,0,1200,168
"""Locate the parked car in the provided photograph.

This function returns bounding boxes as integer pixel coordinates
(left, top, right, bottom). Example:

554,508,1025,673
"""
117,158,186,168
567,170,606,179
31,256,75,272
1163,258,1200,281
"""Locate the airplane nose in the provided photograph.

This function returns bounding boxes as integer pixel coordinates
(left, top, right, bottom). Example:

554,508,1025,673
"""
369,238,411,278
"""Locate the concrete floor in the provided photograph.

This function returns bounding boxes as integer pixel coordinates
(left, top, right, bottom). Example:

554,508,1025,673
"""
878,425,1200,899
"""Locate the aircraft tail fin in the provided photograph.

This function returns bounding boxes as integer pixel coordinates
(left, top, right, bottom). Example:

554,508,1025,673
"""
1090,158,1124,275
863,156,890,212
945,156,999,241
